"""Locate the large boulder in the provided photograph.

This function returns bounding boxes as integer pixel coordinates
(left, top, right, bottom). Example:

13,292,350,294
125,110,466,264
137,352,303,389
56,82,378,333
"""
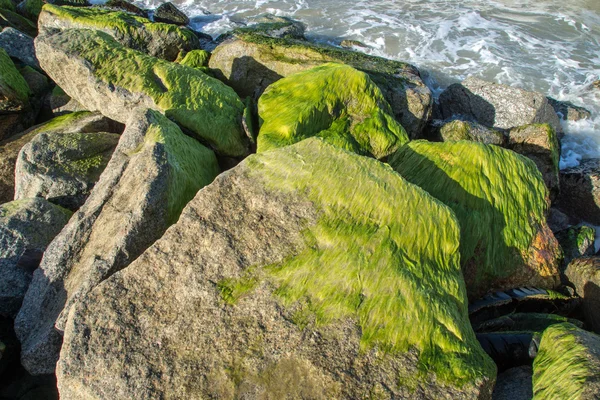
14,126,120,210
35,28,249,157
57,138,495,399
0,27,38,69
0,112,123,205
209,31,432,139
565,257,600,334
15,109,220,375
388,141,561,299
0,198,71,318
555,159,600,225
532,323,600,399
38,4,199,62
507,124,560,199
153,1,188,26
439,77,562,135
437,119,505,145
257,63,408,158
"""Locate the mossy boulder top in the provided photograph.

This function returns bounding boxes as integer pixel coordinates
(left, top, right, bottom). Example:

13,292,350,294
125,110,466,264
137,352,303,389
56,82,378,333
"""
258,63,409,159
389,140,561,299
38,4,199,61
438,119,506,145
57,138,495,399
35,28,249,157
209,31,432,139
0,47,30,113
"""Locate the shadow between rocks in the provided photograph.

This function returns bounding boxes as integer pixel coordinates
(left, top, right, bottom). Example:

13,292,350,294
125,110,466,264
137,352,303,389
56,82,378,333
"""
439,83,497,128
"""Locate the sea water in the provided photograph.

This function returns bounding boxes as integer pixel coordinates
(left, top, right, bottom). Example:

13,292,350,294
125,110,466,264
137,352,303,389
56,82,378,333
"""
129,0,600,168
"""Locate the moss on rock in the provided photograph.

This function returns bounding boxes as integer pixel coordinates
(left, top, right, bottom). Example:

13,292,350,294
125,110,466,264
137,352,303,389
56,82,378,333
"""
0,47,30,112
176,49,211,71
532,323,600,399
0,0,15,12
439,119,505,145
388,140,561,299
0,8,36,37
16,0,44,21
257,63,408,159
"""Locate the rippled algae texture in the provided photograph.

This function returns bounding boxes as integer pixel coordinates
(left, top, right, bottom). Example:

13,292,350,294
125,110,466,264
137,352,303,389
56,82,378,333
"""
257,63,408,159
533,323,600,399
49,28,247,157
226,140,496,388
0,48,30,107
176,49,211,69
388,140,560,299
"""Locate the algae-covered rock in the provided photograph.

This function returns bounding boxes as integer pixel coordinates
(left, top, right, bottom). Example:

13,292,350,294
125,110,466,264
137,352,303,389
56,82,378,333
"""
103,0,148,18
532,323,600,399
0,8,36,37
35,28,249,157
555,159,600,225
507,123,560,199
209,32,432,139
0,0,16,12
14,127,120,210
556,226,596,267
57,138,495,399
235,14,306,40
153,1,188,26
565,257,600,334
258,63,408,158
439,77,562,135
0,47,29,114
38,4,199,62
0,27,37,69
438,119,505,145
175,49,210,71
388,141,561,299
15,109,220,375
16,0,43,21
0,198,71,318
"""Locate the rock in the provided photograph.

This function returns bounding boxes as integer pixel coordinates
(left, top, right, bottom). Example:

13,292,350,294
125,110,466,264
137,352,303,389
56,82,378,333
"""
388,140,561,299
15,109,220,375
18,66,49,98
438,119,506,145
492,366,533,400
0,112,123,205
103,0,148,18
175,49,210,71
340,39,369,49
547,97,591,121
565,257,600,334
555,158,600,225
209,32,432,139
14,127,120,210
439,77,562,136
556,226,596,267
0,0,16,11
0,27,38,69
38,4,200,62
473,312,583,333
42,85,86,118
0,198,71,318
46,0,89,6
0,8,36,37
57,138,495,399
532,323,600,399
237,14,306,40
507,124,560,199
16,0,43,21
547,207,571,233
153,1,189,26
35,28,249,157
257,63,408,159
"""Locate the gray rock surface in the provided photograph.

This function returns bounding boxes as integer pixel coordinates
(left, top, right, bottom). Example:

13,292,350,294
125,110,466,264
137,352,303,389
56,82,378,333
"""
240,14,306,39
439,76,562,135
0,27,38,69
0,198,71,318
14,129,120,210
565,257,600,334
15,109,220,375
153,1,189,25
42,86,86,118
492,366,533,400
555,158,600,225
57,138,495,399
547,207,571,233
547,97,591,121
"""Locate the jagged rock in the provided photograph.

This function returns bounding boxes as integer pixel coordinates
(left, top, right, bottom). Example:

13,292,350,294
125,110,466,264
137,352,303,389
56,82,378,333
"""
14,124,120,210
547,97,591,121
0,47,35,141
38,4,200,62
0,27,38,69
555,158,600,225
492,366,533,400
103,0,148,18
257,63,408,158
15,109,220,375
507,124,560,199
439,77,562,136
16,0,43,21
42,86,86,118
209,31,432,139
153,1,188,25
438,119,505,145
532,323,600,399
0,8,36,37
565,257,600,334
388,141,561,299
0,198,71,318
57,138,495,399
238,14,306,39
556,226,596,267
35,28,249,157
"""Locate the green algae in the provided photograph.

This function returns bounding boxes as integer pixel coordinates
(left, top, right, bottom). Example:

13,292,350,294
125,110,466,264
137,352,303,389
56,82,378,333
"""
0,0,15,12
177,49,211,69
257,63,408,159
0,8,37,37
53,29,248,157
143,110,220,224
388,140,555,298
533,323,600,399
0,47,30,107
16,0,44,21
228,138,495,388
36,111,91,132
